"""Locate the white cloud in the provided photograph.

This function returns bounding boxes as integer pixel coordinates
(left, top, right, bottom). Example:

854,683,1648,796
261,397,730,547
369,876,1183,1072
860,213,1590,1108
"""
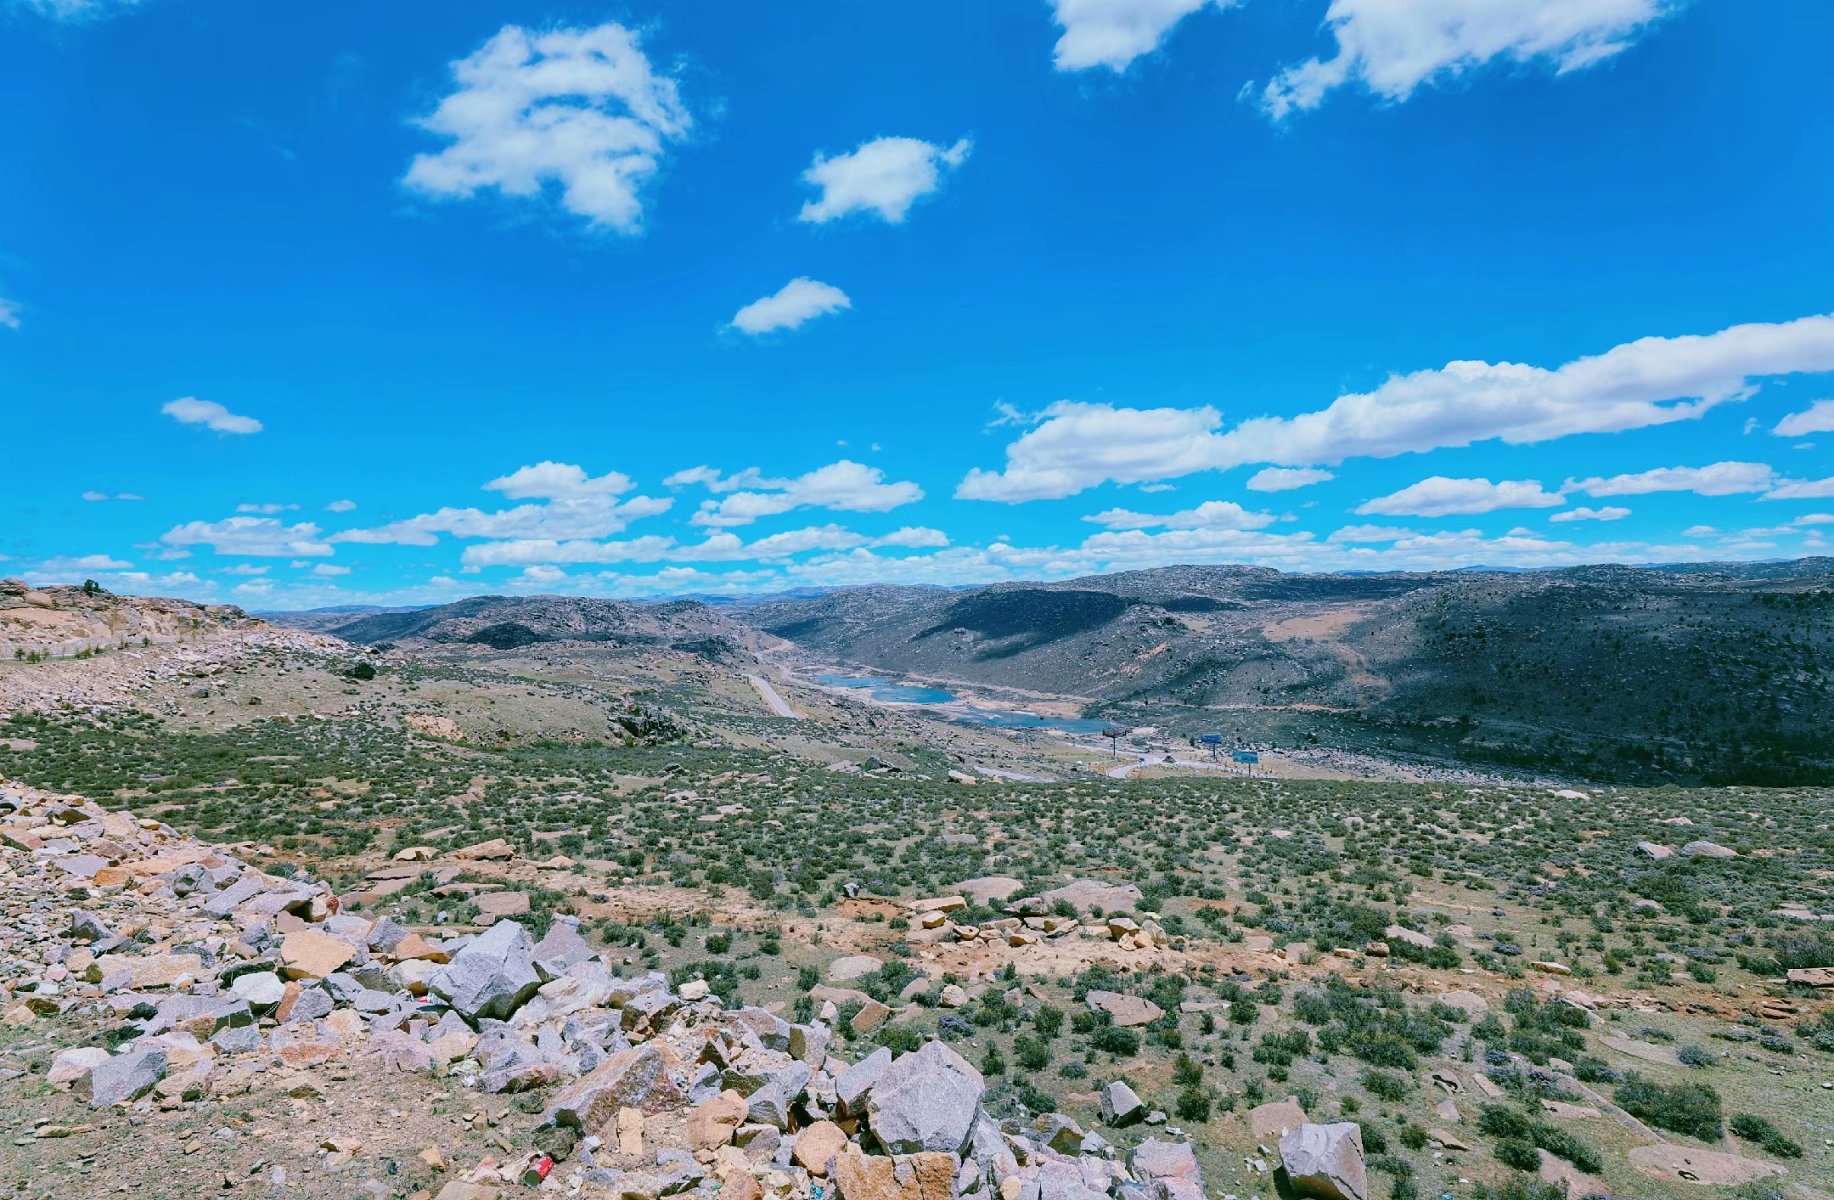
961,314,1834,501
678,460,922,527
161,517,334,557
1326,524,1413,543
311,564,351,577
798,136,971,224
236,502,299,515
1794,514,1834,526
404,23,689,233
1048,0,1236,71
1084,499,1275,531
458,523,947,569
220,564,270,576
31,554,133,577
334,494,670,546
1356,476,1565,517
82,490,142,502
1764,477,1834,501
1245,466,1333,492
1568,461,1778,497
1260,0,1676,121
162,397,263,435
1550,506,1631,523
959,401,1224,502
325,499,357,513
0,297,20,330
485,461,634,500
595,567,781,597
1774,399,1834,437
729,278,851,336
16,0,142,21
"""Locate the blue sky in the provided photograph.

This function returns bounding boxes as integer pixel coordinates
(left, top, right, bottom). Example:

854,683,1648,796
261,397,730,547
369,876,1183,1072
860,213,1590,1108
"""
4,0,1832,608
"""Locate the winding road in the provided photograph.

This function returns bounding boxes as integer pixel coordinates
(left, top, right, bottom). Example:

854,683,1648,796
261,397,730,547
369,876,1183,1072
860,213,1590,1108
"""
746,674,797,719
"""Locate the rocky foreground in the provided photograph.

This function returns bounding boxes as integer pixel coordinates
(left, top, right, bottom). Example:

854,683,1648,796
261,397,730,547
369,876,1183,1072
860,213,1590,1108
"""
0,780,1370,1200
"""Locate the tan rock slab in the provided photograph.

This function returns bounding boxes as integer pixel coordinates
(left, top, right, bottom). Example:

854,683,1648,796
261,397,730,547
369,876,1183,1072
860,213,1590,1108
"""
280,929,356,979
792,1121,848,1176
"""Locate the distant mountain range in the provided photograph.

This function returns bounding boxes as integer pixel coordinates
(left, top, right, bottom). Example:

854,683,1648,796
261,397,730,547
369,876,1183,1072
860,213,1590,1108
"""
730,558,1834,785
263,558,1833,784
316,594,748,656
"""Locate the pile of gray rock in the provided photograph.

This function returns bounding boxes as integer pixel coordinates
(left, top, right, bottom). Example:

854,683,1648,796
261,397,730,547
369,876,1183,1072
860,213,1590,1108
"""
1,779,1251,1200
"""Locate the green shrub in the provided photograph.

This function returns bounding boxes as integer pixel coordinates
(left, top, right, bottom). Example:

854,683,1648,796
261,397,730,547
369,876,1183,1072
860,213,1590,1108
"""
1614,1073,1722,1139
1494,1138,1540,1171
1729,1113,1803,1159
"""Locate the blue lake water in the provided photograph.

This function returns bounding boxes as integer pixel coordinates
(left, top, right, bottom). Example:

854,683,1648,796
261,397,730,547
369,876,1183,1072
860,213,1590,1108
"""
814,673,1110,734
814,674,959,704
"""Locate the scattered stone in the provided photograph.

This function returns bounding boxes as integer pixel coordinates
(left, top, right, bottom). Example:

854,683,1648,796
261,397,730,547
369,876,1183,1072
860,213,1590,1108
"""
1085,990,1163,1027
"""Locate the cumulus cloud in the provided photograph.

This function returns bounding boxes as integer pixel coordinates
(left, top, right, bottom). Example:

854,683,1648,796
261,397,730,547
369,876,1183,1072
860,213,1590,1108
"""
960,314,1834,501
1567,461,1778,496
729,278,851,336
161,517,333,558
32,553,133,577
404,23,689,233
1763,476,1834,501
485,461,634,500
1245,466,1333,492
333,494,670,546
162,397,263,435
325,499,358,513
0,297,20,330
675,460,922,527
1550,506,1631,523
81,491,142,502
1356,477,1565,517
1084,499,1275,531
236,502,299,515
798,136,971,224
1048,0,1236,71
310,564,351,577
1259,0,1676,121
1326,524,1413,543
457,524,946,569
1774,399,1834,437
958,401,1225,502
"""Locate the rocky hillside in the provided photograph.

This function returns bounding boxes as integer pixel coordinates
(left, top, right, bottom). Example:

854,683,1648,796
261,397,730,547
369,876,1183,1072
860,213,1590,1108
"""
0,778,1246,1200
328,595,754,655
0,578,253,660
736,560,1834,784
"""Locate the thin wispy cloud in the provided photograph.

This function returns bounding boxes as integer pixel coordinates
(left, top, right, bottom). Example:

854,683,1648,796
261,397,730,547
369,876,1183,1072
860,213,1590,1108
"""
162,397,263,435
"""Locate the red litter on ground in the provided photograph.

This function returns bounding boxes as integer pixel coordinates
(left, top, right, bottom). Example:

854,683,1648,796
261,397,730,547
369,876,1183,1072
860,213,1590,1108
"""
521,1154,553,1185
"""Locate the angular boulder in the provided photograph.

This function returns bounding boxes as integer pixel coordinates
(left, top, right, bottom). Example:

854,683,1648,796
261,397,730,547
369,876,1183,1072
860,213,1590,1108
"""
427,920,541,1021
1279,1122,1367,1200
79,1046,168,1108
542,1041,686,1133
831,1146,957,1200
1100,1079,1145,1126
867,1040,984,1156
